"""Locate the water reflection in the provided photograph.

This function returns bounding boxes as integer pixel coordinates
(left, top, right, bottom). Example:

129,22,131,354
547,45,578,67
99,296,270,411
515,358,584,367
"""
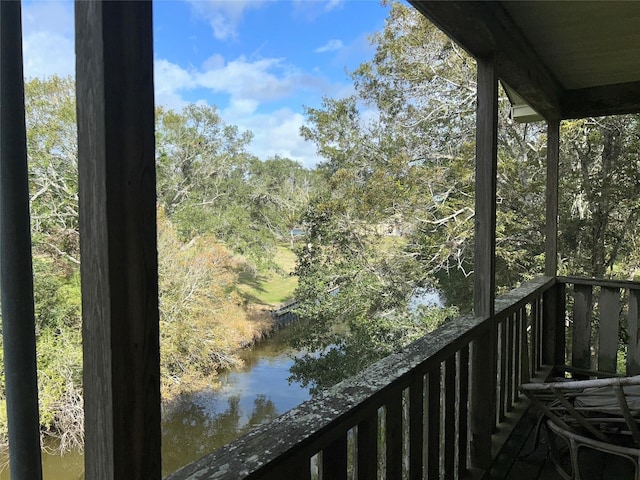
163,328,310,475
162,393,280,475
0,328,310,480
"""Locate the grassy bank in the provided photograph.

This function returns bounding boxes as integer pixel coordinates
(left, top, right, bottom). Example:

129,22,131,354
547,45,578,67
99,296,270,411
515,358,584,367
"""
236,245,298,307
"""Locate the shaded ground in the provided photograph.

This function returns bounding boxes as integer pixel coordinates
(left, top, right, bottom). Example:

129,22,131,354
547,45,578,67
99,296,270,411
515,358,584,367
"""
236,245,298,307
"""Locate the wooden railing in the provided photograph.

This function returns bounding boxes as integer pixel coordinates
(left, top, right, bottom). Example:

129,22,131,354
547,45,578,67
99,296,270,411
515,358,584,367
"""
493,278,555,426
166,276,556,480
558,276,640,376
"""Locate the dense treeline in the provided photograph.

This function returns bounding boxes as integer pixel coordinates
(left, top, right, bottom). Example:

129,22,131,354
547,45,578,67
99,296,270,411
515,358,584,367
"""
0,76,314,450
289,2,640,391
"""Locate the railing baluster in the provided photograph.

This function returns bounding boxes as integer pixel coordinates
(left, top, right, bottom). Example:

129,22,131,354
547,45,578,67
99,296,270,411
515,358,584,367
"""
506,313,514,411
599,287,621,373
275,455,311,480
409,375,424,480
513,309,521,402
498,320,507,422
357,415,378,480
531,297,539,375
385,393,403,480
628,289,640,375
543,283,565,366
572,284,593,372
458,346,469,474
323,433,348,480
427,365,441,479
298,459,312,480
444,357,456,479
520,306,530,385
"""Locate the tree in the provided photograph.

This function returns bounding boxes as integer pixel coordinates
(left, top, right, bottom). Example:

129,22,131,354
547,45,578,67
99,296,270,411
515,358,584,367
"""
156,105,300,270
558,115,640,278
25,76,79,266
292,1,546,389
246,156,315,248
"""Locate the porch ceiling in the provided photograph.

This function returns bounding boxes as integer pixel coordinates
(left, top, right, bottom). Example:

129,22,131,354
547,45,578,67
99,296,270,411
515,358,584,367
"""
410,1,640,121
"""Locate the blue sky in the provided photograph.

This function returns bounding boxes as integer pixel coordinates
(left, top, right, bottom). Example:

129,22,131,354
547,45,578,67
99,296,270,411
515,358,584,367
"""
21,0,392,167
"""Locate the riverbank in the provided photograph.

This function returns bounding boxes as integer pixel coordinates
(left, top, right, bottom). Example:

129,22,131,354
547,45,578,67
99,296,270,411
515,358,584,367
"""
160,243,298,398
0,328,310,480
0,240,300,462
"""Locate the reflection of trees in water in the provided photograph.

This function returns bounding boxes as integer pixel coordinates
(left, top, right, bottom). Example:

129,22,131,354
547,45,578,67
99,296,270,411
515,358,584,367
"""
235,325,300,372
162,393,279,476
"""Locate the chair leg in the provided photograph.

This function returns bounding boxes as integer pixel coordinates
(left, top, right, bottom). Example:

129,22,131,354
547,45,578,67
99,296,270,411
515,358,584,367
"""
570,440,580,480
547,425,573,480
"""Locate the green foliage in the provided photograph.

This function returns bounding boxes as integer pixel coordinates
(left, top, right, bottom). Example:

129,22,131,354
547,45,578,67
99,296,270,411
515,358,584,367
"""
289,305,457,394
246,156,315,247
0,256,84,450
25,76,79,265
558,115,640,278
157,211,273,396
292,1,546,389
0,77,296,451
32,257,81,332
156,105,315,270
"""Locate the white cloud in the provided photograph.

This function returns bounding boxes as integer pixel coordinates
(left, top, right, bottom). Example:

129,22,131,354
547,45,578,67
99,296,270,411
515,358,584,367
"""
153,55,326,167
188,0,264,40
21,1,75,79
224,98,260,118
196,55,295,102
153,59,196,109
314,39,344,53
324,0,344,12
240,108,320,168
292,0,345,20
157,54,336,105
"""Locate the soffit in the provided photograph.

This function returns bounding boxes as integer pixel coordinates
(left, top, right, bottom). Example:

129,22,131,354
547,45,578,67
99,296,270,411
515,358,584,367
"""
502,2,640,91
410,1,640,120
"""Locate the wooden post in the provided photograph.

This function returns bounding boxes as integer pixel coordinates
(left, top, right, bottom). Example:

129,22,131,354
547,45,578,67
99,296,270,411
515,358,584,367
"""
470,56,498,472
0,2,44,479
543,282,566,367
542,120,564,368
545,120,560,276
75,2,161,479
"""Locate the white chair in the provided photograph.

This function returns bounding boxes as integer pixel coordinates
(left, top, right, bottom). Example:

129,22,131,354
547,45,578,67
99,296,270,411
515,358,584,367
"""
520,375,640,480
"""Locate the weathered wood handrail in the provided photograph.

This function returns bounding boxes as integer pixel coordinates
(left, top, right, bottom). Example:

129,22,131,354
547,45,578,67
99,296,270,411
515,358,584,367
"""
166,276,556,480
493,277,555,426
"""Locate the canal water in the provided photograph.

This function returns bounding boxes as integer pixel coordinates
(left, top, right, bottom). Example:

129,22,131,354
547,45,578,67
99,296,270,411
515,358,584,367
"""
0,328,310,479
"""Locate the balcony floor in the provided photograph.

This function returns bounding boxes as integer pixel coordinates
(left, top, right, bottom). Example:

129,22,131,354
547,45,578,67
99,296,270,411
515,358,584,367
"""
492,406,636,480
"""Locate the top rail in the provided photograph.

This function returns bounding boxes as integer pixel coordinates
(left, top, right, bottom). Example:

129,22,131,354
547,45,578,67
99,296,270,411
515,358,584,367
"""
558,275,640,291
495,276,555,319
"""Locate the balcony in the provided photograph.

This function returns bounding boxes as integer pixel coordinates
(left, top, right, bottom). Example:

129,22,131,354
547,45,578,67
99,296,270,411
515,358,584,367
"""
1,1,640,480
164,275,640,479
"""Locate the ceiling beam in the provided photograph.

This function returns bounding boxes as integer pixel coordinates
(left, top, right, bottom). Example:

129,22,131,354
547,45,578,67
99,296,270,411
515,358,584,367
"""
561,81,640,119
410,1,564,121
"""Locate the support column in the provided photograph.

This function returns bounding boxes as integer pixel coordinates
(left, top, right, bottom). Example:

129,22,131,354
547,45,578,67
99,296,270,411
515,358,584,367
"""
545,120,560,276
470,56,498,473
75,2,161,478
543,119,565,366
0,2,44,479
